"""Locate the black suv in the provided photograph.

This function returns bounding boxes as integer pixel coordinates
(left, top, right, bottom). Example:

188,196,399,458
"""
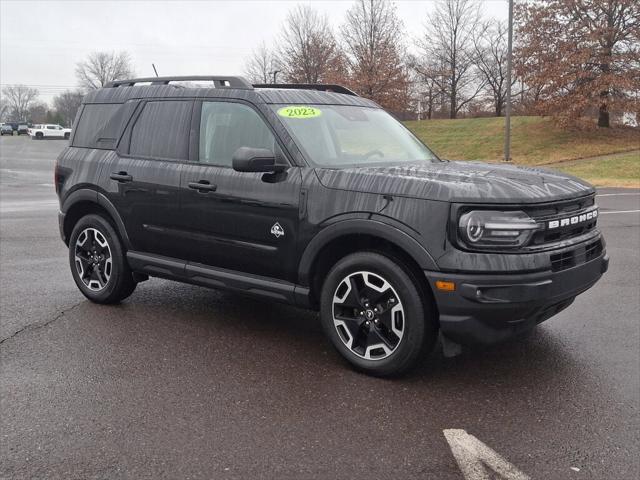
56,76,608,376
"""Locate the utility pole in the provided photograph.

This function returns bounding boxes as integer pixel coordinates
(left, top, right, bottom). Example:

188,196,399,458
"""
503,0,513,162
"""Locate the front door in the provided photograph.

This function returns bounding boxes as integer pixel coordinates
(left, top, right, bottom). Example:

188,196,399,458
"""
179,101,301,281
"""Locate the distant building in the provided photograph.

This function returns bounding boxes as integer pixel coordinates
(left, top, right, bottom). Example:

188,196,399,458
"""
622,112,638,127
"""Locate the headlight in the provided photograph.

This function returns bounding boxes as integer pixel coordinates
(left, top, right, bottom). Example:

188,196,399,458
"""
458,210,541,249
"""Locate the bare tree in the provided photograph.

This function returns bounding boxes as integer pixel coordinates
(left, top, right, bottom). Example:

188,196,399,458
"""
75,51,134,90
418,0,484,118
0,98,9,122
28,102,49,124
2,84,39,120
341,0,410,111
53,90,85,127
472,20,515,116
278,5,345,84
244,43,279,84
410,56,445,119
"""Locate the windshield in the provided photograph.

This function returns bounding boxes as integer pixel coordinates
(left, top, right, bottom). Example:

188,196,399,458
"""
273,104,439,168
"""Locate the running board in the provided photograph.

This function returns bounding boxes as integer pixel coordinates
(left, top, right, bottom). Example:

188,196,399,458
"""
126,251,311,308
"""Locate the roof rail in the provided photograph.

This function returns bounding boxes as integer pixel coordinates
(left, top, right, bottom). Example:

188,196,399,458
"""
105,76,253,89
253,83,359,97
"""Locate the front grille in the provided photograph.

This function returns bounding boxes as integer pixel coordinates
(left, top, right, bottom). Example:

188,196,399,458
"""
525,195,595,217
525,195,598,247
550,239,603,272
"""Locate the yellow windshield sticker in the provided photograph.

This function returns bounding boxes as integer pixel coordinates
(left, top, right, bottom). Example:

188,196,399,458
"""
277,106,322,119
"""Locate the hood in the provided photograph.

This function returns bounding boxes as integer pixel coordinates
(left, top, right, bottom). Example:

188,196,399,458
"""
315,161,595,204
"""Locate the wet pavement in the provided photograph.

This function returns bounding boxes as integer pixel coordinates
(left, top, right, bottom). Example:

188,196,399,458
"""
1,136,638,479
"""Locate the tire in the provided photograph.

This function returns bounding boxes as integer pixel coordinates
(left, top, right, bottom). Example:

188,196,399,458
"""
319,252,437,377
35,132,43,140
68,214,136,304
64,132,70,140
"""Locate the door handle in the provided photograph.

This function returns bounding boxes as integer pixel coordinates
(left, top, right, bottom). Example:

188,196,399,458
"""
110,171,133,183
188,180,217,193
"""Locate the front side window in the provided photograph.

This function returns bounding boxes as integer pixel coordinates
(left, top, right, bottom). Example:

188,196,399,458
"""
130,100,192,160
273,104,439,168
199,102,277,167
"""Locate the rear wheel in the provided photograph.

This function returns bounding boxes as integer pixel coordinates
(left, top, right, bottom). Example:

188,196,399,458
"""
69,214,136,304
35,132,43,139
320,252,437,377
64,132,70,140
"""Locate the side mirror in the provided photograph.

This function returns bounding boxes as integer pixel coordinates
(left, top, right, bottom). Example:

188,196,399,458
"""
232,147,286,173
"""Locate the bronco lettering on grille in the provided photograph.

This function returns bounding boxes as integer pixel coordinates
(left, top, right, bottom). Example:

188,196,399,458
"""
548,209,598,230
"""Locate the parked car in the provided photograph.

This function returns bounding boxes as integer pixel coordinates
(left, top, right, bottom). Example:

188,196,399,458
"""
1,124,13,136
16,124,29,135
29,124,71,140
55,76,608,376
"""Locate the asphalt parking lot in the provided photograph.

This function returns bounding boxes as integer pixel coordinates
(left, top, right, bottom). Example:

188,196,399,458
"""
1,136,638,479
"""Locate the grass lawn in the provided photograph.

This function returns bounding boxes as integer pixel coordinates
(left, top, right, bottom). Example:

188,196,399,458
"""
404,116,639,187
546,151,640,188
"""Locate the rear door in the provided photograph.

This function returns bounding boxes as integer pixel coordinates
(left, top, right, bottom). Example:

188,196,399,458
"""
46,125,62,138
102,99,193,258
178,100,301,281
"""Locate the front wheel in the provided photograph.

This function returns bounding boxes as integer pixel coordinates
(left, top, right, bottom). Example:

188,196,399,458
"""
320,252,437,377
68,214,136,304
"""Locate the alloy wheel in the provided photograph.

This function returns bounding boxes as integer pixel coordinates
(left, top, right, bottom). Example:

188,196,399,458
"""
332,271,405,360
74,228,112,291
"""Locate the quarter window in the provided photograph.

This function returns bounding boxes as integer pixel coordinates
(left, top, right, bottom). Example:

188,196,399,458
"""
199,102,276,167
73,103,136,149
130,101,192,160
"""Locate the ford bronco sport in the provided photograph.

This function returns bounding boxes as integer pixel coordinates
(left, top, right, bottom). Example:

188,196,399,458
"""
56,76,608,376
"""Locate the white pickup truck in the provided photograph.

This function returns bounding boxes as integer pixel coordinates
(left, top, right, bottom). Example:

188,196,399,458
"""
28,124,72,140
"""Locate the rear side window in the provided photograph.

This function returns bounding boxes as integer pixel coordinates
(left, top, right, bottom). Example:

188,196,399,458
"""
73,103,129,149
130,100,192,160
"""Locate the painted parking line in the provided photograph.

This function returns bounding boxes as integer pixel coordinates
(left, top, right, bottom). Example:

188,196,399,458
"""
596,193,640,197
0,200,59,213
443,429,531,480
599,209,640,215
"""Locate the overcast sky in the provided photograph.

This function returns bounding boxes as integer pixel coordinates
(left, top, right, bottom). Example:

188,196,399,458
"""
1,0,508,104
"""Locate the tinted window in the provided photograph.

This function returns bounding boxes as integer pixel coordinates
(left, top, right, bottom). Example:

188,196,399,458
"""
199,102,276,166
130,101,192,160
73,103,135,149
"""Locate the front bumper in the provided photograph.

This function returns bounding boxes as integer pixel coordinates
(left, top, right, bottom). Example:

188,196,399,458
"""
425,250,609,345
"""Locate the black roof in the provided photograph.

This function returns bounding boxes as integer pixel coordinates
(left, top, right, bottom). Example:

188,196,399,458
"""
84,76,378,108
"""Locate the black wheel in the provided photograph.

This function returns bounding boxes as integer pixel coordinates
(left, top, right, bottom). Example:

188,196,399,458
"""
68,214,136,304
320,252,437,377
36,132,43,139
64,132,70,140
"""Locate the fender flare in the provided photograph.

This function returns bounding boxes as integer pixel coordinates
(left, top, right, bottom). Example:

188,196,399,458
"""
61,188,132,249
297,218,438,286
